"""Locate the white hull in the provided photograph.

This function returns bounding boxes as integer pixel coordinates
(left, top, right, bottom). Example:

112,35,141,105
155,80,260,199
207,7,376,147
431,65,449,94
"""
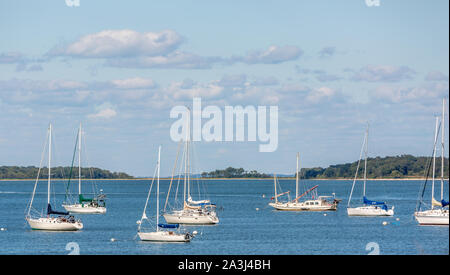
347,206,394,216
164,211,219,225
269,200,338,211
62,204,106,214
138,231,191,242
26,217,83,231
414,209,449,225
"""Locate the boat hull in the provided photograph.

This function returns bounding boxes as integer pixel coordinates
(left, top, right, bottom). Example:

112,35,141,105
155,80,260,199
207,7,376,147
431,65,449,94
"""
26,217,83,231
268,202,337,211
138,231,191,242
347,206,394,216
414,210,449,225
163,211,219,225
62,204,106,214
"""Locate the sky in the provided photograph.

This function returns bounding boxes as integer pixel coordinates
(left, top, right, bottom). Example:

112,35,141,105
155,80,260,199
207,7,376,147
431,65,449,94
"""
0,0,449,177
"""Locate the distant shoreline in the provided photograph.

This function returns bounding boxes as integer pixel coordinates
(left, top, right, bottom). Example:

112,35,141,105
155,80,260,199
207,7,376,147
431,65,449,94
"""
1,177,447,182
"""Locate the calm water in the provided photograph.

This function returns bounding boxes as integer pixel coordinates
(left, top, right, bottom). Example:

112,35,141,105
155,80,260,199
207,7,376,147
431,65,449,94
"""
0,179,448,255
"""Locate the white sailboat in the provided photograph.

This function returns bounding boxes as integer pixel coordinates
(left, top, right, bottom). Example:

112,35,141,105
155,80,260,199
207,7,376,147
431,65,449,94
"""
25,124,83,231
347,124,394,217
269,153,340,211
415,99,449,226
138,146,194,242
163,110,219,225
62,123,106,214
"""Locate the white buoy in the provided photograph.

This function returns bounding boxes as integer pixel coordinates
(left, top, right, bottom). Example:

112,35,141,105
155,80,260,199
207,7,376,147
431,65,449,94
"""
256,208,260,211
396,218,400,221
0,228,6,231
110,238,116,242
323,213,327,216
192,231,198,236
382,221,388,226
262,194,266,198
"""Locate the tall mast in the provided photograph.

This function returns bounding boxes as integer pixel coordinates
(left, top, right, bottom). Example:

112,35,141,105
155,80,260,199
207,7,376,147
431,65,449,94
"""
187,128,190,200
183,108,190,204
441,98,445,201
363,123,368,197
296,153,299,199
432,116,439,209
274,174,278,203
47,124,52,205
78,123,82,195
156,146,161,231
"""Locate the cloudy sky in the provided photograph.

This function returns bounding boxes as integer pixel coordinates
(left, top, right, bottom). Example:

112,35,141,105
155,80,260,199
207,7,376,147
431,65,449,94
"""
0,0,448,177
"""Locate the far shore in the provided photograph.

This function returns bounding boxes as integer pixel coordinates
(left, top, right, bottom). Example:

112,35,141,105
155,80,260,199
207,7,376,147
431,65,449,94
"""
1,177,448,182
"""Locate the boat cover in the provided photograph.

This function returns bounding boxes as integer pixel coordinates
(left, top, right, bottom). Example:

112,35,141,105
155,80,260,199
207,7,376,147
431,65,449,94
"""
158,223,179,229
47,204,69,216
79,194,93,203
363,196,388,210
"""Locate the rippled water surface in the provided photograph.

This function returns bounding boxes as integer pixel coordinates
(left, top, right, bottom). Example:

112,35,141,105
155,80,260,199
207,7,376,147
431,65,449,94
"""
0,179,448,255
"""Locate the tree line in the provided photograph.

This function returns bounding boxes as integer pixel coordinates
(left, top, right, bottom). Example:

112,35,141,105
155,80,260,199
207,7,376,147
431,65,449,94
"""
299,155,449,179
200,155,449,179
0,166,134,180
201,167,271,178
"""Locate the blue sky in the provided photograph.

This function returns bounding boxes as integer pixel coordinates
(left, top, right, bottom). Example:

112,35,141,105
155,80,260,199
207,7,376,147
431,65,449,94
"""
0,0,448,177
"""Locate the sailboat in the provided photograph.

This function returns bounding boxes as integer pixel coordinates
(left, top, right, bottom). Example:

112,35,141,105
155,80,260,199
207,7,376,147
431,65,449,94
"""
163,110,219,225
62,123,106,214
25,124,83,231
347,124,394,216
138,146,194,242
268,153,340,211
414,99,449,226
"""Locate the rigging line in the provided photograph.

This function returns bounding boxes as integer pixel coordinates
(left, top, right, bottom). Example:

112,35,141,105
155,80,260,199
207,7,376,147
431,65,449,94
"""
348,128,367,207
174,140,187,205
416,121,441,212
83,136,99,196
190,139,204,201
140,162,158,223
164,139,182,212
78,128,96,196
26,127,49,217
65,129,79,202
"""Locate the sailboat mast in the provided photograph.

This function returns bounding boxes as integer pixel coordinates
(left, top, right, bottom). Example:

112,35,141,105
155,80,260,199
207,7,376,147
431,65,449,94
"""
274,174,278,203
156,146,161,231
187,131,190,200
296,153,299,199
363,124,368,197
441,98,445,201
183,110,189,204
78,123,82,195
432,116,439,210
47,124,52,205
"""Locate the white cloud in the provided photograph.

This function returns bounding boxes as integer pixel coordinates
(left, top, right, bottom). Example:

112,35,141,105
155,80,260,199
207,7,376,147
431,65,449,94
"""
371,82,449,103
49,29,183,58
425,71,449,82
106,51,221,69
306,87,336,103
111,77,156,89
0,52,25,64
351,65,416,82
88,103,117,119
232,45,303,64
167,81,224,100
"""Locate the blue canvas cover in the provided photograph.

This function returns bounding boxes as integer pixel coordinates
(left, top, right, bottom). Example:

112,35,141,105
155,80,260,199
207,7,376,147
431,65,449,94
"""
441,199,449,207
158,223,179,229
363,197,388,210
47,204,69,216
